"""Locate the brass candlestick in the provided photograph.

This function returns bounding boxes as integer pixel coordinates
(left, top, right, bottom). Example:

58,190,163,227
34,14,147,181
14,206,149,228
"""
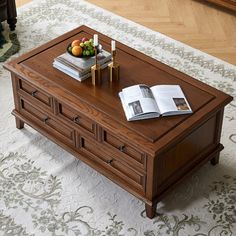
91,46,101,86
108,50,120,82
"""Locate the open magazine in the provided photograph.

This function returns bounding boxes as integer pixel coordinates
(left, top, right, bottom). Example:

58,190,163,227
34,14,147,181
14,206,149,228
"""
119,84,192,121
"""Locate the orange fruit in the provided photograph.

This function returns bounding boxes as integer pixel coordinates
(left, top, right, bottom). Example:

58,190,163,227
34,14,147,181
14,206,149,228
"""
71,39,81,47
71,46,83,56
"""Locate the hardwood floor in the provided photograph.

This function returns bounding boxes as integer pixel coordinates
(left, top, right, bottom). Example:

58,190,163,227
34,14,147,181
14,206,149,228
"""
16,0,31,7
16,0,236,65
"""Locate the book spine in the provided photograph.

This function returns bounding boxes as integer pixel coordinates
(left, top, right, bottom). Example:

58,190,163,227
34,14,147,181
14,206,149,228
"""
57,51,112,73
53,61,111,82
53,61,87,76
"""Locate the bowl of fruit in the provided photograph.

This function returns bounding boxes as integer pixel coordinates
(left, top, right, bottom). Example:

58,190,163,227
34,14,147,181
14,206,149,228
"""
67,37,101,58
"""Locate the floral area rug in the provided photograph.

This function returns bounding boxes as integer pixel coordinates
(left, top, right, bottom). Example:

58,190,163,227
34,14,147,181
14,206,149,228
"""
0,22,20,62
0,0,236,235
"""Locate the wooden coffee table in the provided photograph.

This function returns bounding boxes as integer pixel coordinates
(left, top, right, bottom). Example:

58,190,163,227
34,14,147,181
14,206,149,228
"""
4,25,233,219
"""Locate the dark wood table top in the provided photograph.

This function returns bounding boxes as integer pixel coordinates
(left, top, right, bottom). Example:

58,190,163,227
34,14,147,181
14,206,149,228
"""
4,25,233,155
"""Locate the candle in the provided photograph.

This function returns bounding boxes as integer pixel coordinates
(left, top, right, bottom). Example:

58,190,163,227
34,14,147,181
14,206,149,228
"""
111,40,116,51
94,34,98,46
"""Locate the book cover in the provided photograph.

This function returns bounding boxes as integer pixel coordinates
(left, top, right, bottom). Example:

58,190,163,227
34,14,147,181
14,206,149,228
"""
54,49,112,75
53,61,111,82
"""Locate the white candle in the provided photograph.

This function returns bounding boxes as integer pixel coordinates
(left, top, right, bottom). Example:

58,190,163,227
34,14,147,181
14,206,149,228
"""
94,34,98,46
111,40,116,51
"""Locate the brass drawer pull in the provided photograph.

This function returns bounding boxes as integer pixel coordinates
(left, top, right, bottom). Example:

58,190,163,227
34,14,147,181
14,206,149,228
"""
106,159,113,164
31,90,38,97
73,116,80,123
118,145,125,152
43,117,49,124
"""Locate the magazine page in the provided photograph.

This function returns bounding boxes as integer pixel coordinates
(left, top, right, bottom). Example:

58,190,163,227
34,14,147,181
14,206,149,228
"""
151,85,192,116
119,92,133,120
121,84,160,118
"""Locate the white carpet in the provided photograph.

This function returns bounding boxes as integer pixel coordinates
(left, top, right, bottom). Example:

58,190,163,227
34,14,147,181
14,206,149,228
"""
0,0,236,235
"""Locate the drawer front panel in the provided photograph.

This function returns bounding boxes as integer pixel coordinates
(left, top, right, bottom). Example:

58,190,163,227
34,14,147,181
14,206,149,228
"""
102,129,146,170
18,79,53,111
79,135,146,192
57,102,96,137
20,99,75,146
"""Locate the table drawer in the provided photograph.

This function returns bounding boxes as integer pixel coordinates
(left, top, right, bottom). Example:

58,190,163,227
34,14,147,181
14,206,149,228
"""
56,101,96,137
101,129,146,170
18,78,53,111
19,98,75,146
78,135,146,193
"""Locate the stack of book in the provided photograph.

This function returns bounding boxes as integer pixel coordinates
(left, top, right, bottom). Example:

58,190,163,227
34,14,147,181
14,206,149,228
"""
53,50,112,81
